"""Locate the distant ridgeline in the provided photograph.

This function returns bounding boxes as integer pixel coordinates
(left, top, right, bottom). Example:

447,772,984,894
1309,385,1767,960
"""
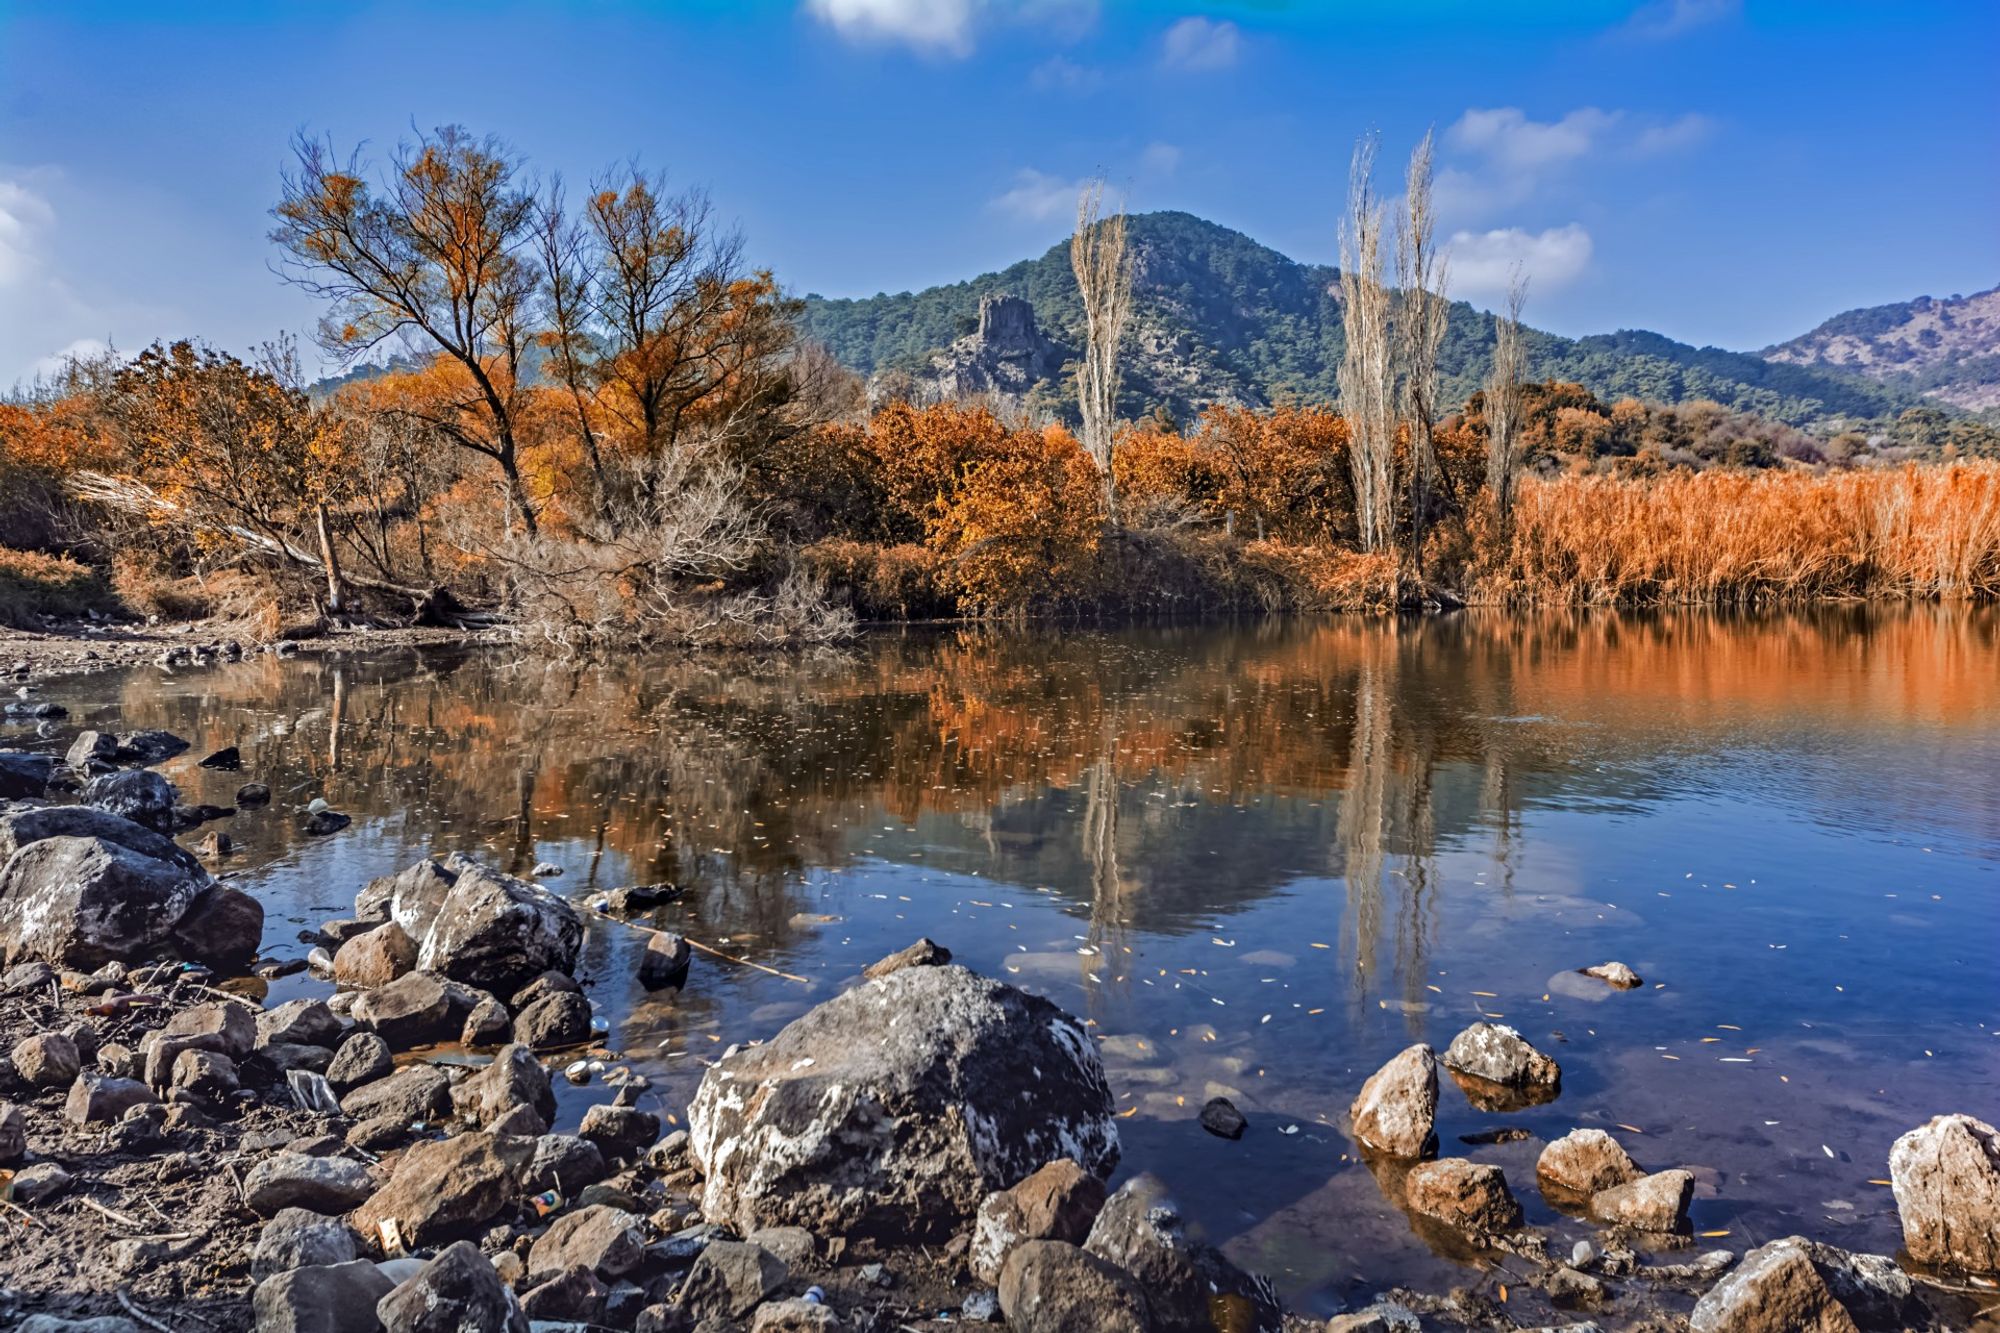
798,211,1953,430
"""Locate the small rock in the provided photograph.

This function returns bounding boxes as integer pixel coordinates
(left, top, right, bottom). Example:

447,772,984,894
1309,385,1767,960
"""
325,1031,394,1092
65,1071,158,1124
10,1160,72,1202
862,937,951,980
1199,1096,1247,1140
998,1239,1149,1333
252,1208,360,1279
237,782,272,806
302,809,352,837
333,921,418,987
679,1240,788,1320
752,1297,844,1331
259,998,343,1050
523,1133,610,1196
1443,1022,1562,1092
1690,1235,1918,1333
520,1265,606,1321
532,861,562,877
339,1063,450,1124
12,1032,80,1088
352,1131,532,1247
1583,961,1642,989
450,1042,554,1129
170,1048,240,1099
528,1204,646,1282
746,1225,818,1269
243,1152,377,1216
1350,1044,1438,1158
1403,1158,1524,1236
461,995,512,1047
639,931,692,991
1590,1169,1694,1233
580,1102,660,1166
509,969,581,1011
0,1101,25,1164
512,989,593,1049
376,1240,528,1333
970,1158,1107,1284
198,746,242,770
1539,1129,1644,1198
252,1258,396,1333
351,971,457,1048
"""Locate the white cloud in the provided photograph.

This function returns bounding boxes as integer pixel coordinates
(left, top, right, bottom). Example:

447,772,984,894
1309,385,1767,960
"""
0,178,56,288
803,0,1097,56
804,0,980,55
1447,224,1594,300
1447,107,1622,174
1160,16,1240,72
990,168,1086,223
30,337,113,379
1617,0,1739,40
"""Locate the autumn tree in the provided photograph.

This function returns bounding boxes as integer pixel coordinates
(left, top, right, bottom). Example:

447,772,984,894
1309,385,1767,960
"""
272,126,545,535
1339,136,1395,554
1072,180,1132,520
80,339,354,608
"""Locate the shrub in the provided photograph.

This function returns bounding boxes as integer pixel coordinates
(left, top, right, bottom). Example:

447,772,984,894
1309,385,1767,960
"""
0,547,117,628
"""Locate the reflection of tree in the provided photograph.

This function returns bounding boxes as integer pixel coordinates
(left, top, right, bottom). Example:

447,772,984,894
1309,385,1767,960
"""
1338,657,1391,1006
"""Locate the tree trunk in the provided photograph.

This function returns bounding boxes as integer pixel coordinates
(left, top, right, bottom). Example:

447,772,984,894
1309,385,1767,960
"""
314,503,346,613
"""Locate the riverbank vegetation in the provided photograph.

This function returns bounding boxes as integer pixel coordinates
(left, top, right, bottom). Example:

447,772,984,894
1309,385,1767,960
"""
3,125,1997,644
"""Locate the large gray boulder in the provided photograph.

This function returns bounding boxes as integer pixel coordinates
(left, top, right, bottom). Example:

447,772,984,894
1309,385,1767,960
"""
688,963,1118,1240
377,1240,528,1333
0,835,206,967
253,1259,397,1333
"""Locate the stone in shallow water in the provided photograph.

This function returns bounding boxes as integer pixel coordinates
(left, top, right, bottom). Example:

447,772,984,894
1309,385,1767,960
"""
1349,1043,1438,1158
1403,1157,1523,1236
1590,1168,1693,1233
1889,1112,2000,1273
1538,1128,1644,1198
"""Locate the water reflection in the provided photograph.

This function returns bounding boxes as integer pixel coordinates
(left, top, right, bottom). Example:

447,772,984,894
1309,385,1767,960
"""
23,605,1998,1310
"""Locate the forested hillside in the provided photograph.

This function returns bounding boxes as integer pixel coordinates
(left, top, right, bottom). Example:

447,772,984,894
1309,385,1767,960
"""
800,211,1924,427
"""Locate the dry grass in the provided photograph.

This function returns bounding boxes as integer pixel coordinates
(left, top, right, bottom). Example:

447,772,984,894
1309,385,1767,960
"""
0,547,116,628
1477,462,2000,605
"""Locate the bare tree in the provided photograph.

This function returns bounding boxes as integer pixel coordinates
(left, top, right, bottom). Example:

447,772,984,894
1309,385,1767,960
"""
1485,267,1530,529
272,126,545,535
1396,129,1450,570
1071,180,1131,520
1339,136,1396,555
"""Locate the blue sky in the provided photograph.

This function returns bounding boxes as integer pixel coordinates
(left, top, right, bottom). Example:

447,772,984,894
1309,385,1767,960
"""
2,0,1995,385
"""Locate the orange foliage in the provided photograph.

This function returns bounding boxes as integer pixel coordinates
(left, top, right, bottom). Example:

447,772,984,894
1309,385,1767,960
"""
928,425,1107,614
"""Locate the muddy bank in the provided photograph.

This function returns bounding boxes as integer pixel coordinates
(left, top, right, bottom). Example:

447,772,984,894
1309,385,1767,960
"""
1,700,1996,1332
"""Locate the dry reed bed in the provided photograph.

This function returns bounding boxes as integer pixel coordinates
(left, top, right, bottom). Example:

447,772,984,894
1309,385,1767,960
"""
1481,462,2000,604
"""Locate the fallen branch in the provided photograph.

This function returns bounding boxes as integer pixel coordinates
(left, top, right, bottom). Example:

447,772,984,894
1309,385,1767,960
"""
117,1290,176,1333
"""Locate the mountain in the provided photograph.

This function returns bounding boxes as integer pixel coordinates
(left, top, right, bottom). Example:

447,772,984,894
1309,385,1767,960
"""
1762,285,2000,412
799,211,1930,429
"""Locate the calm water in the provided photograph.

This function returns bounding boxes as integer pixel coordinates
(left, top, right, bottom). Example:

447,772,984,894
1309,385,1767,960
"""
20,609,2000,1312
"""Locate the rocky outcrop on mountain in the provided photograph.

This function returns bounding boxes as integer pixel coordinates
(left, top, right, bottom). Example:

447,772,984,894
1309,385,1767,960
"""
1764,285,2000,410
902,294,1066,412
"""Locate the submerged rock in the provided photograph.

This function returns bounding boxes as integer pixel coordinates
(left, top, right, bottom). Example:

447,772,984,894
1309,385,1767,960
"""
638,930,692,991
1583,961,1642,988
1889,1112,2000,1273
1199,1096,1247,1140
688,963,1118,1240
1444,1022,1562,1109
1350,1043,1439,1158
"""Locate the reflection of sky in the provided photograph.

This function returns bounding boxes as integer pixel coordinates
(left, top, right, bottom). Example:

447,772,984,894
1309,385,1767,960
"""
17,608,1998,1316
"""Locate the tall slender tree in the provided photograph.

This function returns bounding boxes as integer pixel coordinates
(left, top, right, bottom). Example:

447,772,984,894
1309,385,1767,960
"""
1339,136,1396,555
1485,267,1530,530
1071,180,1132,521
1396,129,1450,570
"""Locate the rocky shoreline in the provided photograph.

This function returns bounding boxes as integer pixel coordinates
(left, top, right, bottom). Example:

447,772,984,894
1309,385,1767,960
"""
2,703,1997,1332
